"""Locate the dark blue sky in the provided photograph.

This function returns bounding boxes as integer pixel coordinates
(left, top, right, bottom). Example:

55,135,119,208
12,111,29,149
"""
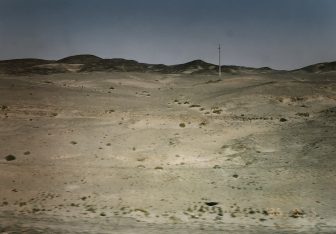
0,0,335,69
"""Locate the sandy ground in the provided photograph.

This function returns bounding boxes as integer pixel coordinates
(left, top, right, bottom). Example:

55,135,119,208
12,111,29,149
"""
0,71,336,233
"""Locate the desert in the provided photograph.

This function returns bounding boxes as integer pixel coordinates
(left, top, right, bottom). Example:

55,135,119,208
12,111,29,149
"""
0,55,336,233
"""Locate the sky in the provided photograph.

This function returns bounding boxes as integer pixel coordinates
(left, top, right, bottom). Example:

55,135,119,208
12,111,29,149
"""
0,0,336,70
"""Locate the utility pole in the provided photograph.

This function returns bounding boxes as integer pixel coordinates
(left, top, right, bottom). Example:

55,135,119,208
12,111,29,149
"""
218,44,221,77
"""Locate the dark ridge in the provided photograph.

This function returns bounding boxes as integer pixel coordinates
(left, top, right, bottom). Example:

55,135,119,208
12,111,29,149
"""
165,59,217,74
294,61,336,73
171,59,215,70
57,54,103,64
257,67,272,71
0,58,54,75
0,58,53,67
0,54,289,75
178,59,213,67
79,58,148,72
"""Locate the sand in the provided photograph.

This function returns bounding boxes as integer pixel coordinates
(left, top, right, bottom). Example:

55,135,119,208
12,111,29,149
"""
0,71,336,233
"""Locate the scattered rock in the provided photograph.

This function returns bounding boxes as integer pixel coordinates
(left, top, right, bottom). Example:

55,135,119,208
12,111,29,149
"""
232,174,239,178
199,121,207,126
134,208,150,216
289,208,305,218
290,97,305,102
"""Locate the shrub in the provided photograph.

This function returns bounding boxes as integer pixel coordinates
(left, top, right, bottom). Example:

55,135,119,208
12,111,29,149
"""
5,155,16,161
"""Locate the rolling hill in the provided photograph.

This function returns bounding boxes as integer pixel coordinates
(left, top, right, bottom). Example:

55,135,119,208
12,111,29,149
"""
1,54,335,75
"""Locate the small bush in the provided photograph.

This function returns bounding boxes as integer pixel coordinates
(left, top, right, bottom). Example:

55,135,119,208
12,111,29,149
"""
190,104,201,108
279,118,287,122
1,105,8,110
5,155,16,161
213,109,223,114
205,202,219,206
296,112,309,117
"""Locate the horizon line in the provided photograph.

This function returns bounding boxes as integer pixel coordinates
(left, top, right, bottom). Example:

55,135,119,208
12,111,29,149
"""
0,54,335,71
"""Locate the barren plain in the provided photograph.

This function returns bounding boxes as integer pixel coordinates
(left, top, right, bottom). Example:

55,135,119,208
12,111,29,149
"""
1,69,336,233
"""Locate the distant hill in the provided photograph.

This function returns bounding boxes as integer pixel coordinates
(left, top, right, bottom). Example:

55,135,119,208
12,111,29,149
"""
0,58,54,75
57,54,103,64
295,61,336,73
165,60,217,74
79,58,149,72
0,54,284,75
